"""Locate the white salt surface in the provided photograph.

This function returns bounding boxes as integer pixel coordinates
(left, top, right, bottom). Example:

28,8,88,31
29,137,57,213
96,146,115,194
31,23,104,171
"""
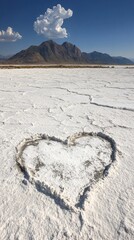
0,67,134,239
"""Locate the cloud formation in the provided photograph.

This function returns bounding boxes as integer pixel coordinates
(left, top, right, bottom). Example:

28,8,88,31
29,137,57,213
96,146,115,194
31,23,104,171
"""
0,27,22,42
34,4,73,39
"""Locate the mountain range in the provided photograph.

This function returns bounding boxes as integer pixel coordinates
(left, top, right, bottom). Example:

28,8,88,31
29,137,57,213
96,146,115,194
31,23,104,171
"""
6,40,133,65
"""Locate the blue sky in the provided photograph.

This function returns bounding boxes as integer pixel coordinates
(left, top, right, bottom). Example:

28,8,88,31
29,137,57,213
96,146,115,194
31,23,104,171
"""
0,0,134,58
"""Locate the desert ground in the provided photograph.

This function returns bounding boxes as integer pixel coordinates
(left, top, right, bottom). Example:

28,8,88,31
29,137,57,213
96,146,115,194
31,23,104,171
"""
0,67,134,240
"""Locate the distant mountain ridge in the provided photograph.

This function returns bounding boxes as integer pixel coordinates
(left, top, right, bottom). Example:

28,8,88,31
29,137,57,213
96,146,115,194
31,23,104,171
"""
0,54,13,60
0,55,7,60
7,40,133,65
129,58,134,63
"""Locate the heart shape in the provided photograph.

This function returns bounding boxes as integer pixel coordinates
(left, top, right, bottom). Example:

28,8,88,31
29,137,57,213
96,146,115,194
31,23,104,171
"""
16,132,116,211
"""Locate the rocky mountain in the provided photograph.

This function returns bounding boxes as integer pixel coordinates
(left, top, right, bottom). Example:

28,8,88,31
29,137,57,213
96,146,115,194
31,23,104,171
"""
8,40,85,64
82,51,115,64
83,51,133,65
8,40,133,65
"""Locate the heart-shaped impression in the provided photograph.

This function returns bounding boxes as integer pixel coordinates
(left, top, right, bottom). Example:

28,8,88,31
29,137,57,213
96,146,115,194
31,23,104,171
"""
16,132,116,211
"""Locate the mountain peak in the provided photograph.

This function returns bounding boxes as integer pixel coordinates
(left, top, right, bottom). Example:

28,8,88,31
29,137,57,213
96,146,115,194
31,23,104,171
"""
62,41,74,46
40,40,58,46
8,41,133,65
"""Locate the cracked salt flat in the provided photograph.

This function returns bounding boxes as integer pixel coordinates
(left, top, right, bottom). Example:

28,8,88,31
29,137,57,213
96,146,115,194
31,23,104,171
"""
0,67,134,240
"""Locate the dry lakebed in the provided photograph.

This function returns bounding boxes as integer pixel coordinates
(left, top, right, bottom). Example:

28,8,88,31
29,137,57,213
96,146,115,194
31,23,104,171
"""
0,67,134,240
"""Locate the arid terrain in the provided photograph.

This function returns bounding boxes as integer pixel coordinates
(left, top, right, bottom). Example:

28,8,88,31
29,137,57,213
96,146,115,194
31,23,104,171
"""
0,67,134,239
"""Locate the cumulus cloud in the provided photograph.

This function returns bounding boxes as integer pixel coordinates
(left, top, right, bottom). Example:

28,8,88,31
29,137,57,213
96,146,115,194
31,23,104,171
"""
0,27,22,42
34,4,73,39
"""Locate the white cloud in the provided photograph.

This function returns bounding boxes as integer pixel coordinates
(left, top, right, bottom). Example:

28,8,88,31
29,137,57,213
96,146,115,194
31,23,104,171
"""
0,27,22,42
34,4,73,39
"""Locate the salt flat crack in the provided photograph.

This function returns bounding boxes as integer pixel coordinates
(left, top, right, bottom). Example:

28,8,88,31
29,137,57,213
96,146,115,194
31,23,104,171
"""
105,86,134,90
0,89,24,93
90,101,134,112
52,87,134,112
